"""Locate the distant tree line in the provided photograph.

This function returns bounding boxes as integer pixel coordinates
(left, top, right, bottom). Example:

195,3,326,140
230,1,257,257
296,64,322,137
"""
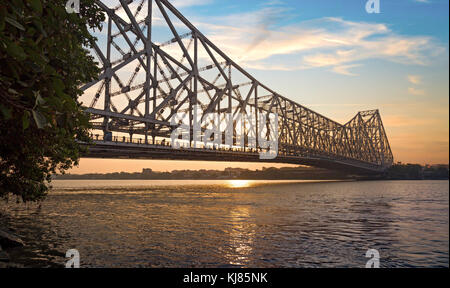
54,163,449,181
55,166,352,180
385,163,449,180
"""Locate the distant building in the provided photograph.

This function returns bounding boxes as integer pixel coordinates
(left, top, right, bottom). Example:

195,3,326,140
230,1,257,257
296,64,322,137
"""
431,164,449,169
224,167,248,177
142,168,153,175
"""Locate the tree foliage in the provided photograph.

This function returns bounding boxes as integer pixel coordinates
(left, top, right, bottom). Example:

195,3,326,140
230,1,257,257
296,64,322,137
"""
0,0,105,202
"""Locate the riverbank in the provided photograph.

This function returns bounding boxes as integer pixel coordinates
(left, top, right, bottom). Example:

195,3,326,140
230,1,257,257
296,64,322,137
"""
0,212,25,268
0,209,64,268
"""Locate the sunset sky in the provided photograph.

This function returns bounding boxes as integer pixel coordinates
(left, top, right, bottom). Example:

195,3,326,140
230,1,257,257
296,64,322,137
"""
71,0,448,174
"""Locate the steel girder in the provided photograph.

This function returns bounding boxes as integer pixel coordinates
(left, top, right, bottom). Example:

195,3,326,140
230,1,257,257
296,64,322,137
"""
80,0,394,172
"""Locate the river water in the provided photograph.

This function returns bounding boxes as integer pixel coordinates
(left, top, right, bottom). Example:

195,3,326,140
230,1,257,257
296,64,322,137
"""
0,180,448,267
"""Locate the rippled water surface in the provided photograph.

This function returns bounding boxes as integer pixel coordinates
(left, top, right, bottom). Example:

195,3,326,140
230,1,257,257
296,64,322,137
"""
0,180,448,267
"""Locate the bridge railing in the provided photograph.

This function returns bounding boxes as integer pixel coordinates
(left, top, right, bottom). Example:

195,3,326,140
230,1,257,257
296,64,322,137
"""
88,132,385,172
89,133,262,153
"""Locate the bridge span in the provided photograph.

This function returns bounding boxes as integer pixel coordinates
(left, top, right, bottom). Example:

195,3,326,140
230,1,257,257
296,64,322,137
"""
80,0,394,174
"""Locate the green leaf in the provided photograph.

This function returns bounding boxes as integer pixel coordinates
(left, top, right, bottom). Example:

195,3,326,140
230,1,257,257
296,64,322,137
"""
34,91,45,107
29,0,43,14
32,109,46,129
6,41,27,61
32,18,47,37
52,78,65,97
8,88,19,95
5,16,25,31
22,111,30,130
6,59,21,80
17,80,29,87
0,104,12,120
0,6,6,31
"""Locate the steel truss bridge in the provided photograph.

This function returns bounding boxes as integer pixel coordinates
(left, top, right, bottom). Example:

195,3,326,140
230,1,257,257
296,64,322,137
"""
80,0,394,174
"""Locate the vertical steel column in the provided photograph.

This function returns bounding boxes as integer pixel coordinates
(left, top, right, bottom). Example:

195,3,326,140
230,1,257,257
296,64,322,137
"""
145,0,153,144
152,50,157,145
190,32,198,147
254,83,258,150
228,64,232,114
376,110,385,167
103,16,112,136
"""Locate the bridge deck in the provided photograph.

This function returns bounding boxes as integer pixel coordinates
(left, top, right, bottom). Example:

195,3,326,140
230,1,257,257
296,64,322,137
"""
82,140,386,175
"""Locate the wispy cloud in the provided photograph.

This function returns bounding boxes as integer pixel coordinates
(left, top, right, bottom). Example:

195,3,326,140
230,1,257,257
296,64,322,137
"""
331,64,361,76
190,8,444,75
408,87,426,96
103,0,213,9
97,0,444,78
408,75,422,85
168,0,213,8
407,75,426,95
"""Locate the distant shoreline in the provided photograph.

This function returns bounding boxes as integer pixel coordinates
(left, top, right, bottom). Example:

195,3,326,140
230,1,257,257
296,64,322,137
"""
54,163,449,181
52,178,449,181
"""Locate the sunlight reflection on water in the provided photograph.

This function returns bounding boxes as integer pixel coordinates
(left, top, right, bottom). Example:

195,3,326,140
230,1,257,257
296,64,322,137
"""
227,180,253,188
